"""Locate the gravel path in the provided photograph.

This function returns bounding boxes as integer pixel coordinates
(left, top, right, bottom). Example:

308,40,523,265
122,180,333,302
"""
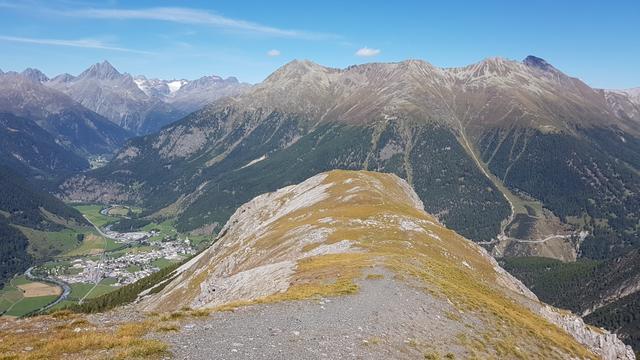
154,269,475,359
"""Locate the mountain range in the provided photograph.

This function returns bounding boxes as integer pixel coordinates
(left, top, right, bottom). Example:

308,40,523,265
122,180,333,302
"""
60,56,640,259
0,71,129,161
0,112,88,178
43,61,249,134
53,56,640,350
2,54,640,356
0,62,248,180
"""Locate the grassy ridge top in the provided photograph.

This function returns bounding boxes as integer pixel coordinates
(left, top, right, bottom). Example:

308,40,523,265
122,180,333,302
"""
144,170,599,358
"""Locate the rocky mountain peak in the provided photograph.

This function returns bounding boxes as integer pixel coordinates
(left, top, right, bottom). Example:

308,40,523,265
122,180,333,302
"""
225,76,239,83
48,73,75,83
523,55,557,72
264,59,336,84
620,87,640,103
21,68,49,83
78,60,122,80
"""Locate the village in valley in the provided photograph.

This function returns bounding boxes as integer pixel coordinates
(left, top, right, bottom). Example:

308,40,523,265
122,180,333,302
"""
47,234,194,287
1,204,209,316
39,204,202,288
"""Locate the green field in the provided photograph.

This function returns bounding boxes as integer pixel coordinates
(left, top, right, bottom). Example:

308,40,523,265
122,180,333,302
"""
101,277,118,285
142,219,178,240
126,265,142,273
19,226,82,259
73,204,116,228
106,205,130,217
63,232,120,257
151,258,178,269
0,276,59,317
49,299,77,311
68,279,119,302
3,296,58,317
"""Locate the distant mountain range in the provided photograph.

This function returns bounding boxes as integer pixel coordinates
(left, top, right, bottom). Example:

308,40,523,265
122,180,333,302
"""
39,61,249,134
57,55,639,352
0,112,88,179
0,61,248,179
605,87,640,123
0,69,128,180
0,71,129,159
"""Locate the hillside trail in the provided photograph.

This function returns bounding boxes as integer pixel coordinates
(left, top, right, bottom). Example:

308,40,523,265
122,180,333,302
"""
151,269,473,359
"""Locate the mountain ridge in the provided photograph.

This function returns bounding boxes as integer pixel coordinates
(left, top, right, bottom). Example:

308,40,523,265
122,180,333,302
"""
141,170,634,359
60,56,639,260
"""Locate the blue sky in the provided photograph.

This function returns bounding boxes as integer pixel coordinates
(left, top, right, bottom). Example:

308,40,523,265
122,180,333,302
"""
0,0,638,88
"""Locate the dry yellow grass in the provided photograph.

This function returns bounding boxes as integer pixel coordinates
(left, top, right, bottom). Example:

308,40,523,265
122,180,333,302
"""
17,282,61,297
0,313,168,360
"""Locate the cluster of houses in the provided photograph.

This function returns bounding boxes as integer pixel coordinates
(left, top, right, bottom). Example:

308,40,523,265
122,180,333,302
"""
103,228,156,243
51,238,195,286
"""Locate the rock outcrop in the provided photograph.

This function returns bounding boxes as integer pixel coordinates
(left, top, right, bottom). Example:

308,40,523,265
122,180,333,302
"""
141,170,634,359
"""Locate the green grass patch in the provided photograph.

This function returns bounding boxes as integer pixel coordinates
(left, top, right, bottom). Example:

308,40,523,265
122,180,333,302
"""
11,275,31,285
68,283,95,300
63,232,119,257
106,206,130,217
188,235,213,249
18,226,82,260
126,265,142,273
4,295,58,317
142,219,178,240
73,204,115,228
151,258,177,269
48,299,77,311
69,282,118,302
101,277,118,285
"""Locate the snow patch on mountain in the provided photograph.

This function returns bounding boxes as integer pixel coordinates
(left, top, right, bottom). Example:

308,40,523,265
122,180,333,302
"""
167,80,188,94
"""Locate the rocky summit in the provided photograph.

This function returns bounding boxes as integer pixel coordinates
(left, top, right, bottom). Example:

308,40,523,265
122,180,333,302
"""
140,170,633,359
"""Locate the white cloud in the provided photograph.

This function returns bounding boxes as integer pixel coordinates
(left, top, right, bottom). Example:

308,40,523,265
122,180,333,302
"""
66,7,337,40
355,47,381,57
267,49,281,57
0,35,153,54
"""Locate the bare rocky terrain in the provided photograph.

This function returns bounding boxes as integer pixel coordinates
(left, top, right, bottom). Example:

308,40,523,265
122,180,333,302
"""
154,270,474,359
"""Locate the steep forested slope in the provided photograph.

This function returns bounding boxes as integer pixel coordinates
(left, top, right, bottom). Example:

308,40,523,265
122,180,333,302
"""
503,253,640,352
0,112,89,178
0,165,88,285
